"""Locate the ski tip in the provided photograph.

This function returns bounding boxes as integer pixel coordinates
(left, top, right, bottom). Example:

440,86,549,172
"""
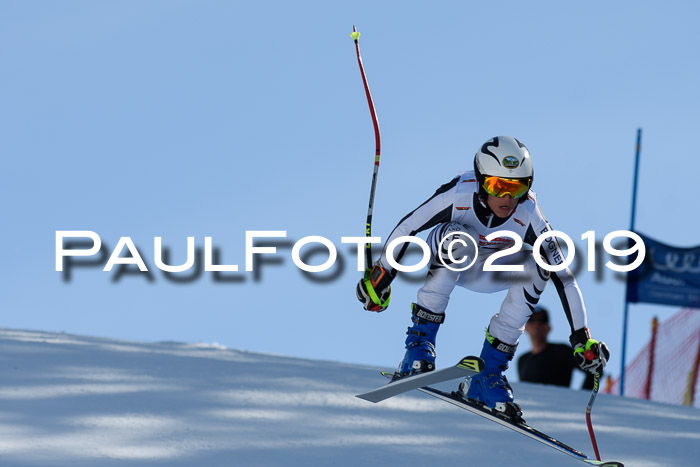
457,355,485,373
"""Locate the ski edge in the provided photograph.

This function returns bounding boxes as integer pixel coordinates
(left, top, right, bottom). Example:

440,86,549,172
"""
416,386,624,467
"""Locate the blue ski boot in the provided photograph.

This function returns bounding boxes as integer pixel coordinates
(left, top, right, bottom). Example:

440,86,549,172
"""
395,304,444,379
459,331,523,421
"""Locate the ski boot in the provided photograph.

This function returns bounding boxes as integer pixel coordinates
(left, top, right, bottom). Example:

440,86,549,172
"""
394,304,444,380
458,331,524,422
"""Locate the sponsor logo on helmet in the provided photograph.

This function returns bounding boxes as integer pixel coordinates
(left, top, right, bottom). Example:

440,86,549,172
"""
503,156,519,168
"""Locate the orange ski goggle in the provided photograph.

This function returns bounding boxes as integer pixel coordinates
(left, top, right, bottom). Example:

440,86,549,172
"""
482,176,531,199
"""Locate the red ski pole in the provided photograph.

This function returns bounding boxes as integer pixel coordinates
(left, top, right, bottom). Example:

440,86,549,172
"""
586,372,602,461
351,26,382,271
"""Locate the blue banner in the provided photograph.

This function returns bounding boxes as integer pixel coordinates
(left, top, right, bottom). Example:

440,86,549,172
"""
626,233,700,307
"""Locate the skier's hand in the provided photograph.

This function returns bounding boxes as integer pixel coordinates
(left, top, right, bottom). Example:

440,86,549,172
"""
356,262,393,312
570,327,610,374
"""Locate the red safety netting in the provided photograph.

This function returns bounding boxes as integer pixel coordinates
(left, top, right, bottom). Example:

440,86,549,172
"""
606,308,700,407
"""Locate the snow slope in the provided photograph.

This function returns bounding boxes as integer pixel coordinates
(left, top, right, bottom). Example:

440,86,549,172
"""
0,329,698,467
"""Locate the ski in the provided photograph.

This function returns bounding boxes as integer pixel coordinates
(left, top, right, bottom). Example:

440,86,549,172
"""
416,386,624,467
356,356,484,403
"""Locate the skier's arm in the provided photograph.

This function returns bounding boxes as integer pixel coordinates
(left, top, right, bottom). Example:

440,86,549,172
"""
357,176,458,312
379,176,459,274
525,201,610,375
524,203,587,333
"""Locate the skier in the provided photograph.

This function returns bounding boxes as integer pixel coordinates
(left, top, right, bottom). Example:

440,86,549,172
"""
356,136,609,420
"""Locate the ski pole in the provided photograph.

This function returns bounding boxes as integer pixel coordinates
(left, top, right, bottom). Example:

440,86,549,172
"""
585,372,602,461
351,26,382,270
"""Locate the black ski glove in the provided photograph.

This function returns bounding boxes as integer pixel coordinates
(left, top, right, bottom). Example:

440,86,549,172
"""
356,261,393,312
570,327,610,374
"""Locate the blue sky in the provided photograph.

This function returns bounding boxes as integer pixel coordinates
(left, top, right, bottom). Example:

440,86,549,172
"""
2,1,699,385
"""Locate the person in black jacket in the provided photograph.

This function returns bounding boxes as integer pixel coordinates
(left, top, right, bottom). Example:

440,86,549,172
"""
517,306,595,389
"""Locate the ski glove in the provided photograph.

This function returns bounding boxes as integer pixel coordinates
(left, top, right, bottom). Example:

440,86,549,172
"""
570,327,610,374
356,261,393,312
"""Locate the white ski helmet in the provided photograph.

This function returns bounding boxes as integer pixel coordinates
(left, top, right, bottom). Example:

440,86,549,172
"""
474,136,533,202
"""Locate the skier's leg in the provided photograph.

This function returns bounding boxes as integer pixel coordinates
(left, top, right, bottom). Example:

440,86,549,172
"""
396,303,445,377
416,221,477,313
397,222,475,377
460,331,522,419
487,252,550,346
460,253,550,416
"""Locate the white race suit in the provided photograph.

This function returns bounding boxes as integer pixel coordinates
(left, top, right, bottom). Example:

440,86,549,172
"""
379,170,587,346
